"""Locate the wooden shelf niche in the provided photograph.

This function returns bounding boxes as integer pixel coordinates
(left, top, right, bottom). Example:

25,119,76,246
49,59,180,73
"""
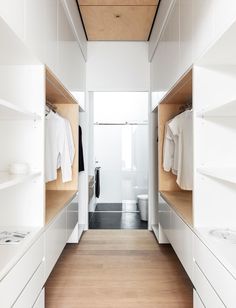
45,67,79,224
157,69,193,225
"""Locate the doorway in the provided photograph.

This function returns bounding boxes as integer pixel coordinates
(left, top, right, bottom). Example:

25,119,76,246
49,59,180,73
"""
88,92,149,229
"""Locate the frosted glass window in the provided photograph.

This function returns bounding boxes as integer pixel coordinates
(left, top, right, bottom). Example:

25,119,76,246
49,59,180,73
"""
94,92,148,123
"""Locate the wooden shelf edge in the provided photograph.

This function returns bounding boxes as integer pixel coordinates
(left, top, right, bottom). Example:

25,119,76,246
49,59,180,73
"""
46,66,79,105
160,191,193,227
45,190,78,225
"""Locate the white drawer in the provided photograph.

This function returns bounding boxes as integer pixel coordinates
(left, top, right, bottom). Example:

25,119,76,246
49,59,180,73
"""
33,288,45,308
45,209,67,281
0,236,43,308
170,210,193,280
193,289,205,308
159,201,171,239
13,262,44,308
194,262,225,308
67,211,78,239
68,201,78,212
194,235,236,307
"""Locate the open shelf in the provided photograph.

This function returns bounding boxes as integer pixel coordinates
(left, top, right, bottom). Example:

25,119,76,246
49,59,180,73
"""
45,190,78,225
198,167,236,184
46,67,78,105
160,191,193,227
0,171,41,190
0,98,41,121
198,99,236,118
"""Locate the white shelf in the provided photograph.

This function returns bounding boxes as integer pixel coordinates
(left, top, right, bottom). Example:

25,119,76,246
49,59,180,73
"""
198,99,236,118
198,167,236,184
0,171,41,190
0,98,41,120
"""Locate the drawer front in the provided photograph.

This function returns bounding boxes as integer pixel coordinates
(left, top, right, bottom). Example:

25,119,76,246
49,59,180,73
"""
33,288,45,308
13,262,44,308
67,210,78,239
170,210,193,280
0,236,43,308
194,236,236,307
45,209,67,281
193,290,205,308
194,262,225,308
68,201,78,212
159,202,171,239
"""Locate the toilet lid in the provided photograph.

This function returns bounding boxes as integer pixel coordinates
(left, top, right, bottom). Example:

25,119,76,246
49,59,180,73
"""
137,194,148,200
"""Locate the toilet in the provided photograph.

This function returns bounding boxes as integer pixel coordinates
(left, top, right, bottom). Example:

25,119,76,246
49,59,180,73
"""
137,194,148,221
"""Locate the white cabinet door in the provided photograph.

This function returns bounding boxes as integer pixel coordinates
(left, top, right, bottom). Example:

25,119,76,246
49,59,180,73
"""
159,201,171,240
194,235,236,307
13,262,44,308
170,210,193,280
194,262,225,308
0,236,43,308
67,201,78,239
33,288,45,308
44,209,67,281
193,290,205,308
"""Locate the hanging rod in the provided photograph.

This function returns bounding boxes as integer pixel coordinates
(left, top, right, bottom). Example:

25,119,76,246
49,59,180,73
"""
94,122,148,126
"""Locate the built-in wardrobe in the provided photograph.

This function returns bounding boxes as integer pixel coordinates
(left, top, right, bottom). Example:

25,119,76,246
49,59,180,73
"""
0,17,81,307
152,19,236,308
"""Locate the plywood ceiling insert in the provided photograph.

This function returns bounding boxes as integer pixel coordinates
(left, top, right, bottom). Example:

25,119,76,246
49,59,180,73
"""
79,5,157,40
79,0,159,5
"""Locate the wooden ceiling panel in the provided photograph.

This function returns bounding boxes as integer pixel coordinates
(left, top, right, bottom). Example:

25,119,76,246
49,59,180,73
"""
79,0,159,5
79,5,157,41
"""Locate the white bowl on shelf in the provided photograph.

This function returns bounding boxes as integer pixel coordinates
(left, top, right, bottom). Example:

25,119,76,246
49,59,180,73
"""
9,163,30,175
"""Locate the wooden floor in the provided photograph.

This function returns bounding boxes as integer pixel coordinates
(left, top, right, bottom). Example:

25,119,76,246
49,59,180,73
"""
46,230,193,308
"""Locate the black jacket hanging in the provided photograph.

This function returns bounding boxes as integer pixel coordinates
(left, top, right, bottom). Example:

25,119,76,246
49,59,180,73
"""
95,167,100,198
79,125,85,172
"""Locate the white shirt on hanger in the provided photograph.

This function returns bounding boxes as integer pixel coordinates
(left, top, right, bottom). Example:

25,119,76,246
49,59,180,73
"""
169,110,193,190
163,120,178,175
45,110,72,183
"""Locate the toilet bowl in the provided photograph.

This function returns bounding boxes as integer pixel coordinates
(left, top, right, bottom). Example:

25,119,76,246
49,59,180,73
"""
137,194,148,221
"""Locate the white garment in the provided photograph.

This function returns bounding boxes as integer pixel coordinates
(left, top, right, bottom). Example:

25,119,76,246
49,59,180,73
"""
57,118,75,168
45,111,72,183
163,120,178,175
169,110,193,190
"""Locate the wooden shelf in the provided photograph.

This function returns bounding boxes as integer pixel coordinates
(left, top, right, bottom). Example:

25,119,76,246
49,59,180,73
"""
45,190,78,225
198,167,236,184
0,171,41,190
0,98,41,120
160,191,193,226
46,67,78,105
198,99,236,118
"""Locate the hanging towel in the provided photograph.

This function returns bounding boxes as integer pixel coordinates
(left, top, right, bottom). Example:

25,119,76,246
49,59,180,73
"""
79,125,85,172
95,167,100,198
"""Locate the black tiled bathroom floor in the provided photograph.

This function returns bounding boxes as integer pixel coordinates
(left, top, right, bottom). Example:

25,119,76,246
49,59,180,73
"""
89,203,148,229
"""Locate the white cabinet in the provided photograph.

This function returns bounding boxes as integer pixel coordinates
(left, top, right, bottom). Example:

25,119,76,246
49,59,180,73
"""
193,262,224,308
13,262,44,308
194,235,236,307
193,290,205,308
33,288,45,308
159,200,193,280
44,209,67,281
0,236,43,307
66,201,78,239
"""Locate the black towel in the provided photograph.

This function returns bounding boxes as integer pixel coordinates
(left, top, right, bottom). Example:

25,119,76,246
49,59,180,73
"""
95,168,100,198
79,125,85,172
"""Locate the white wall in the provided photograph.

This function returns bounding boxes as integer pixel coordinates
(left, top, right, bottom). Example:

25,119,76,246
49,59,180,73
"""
150,0,236,110
0,0,86,93
86,42,149,92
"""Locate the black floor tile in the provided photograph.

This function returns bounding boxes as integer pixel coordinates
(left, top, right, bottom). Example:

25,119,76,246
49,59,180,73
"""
89,212,147,229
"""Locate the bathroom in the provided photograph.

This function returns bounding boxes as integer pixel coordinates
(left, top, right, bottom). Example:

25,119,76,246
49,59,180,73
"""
88,92,149,229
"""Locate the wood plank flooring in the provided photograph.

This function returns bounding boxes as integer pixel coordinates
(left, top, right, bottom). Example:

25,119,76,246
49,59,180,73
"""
45,230,193,308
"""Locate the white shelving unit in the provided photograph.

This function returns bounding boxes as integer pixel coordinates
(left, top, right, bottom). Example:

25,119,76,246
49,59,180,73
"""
197,167,236,184
0,98,41,121
0,172,41,190
198,99,236,118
